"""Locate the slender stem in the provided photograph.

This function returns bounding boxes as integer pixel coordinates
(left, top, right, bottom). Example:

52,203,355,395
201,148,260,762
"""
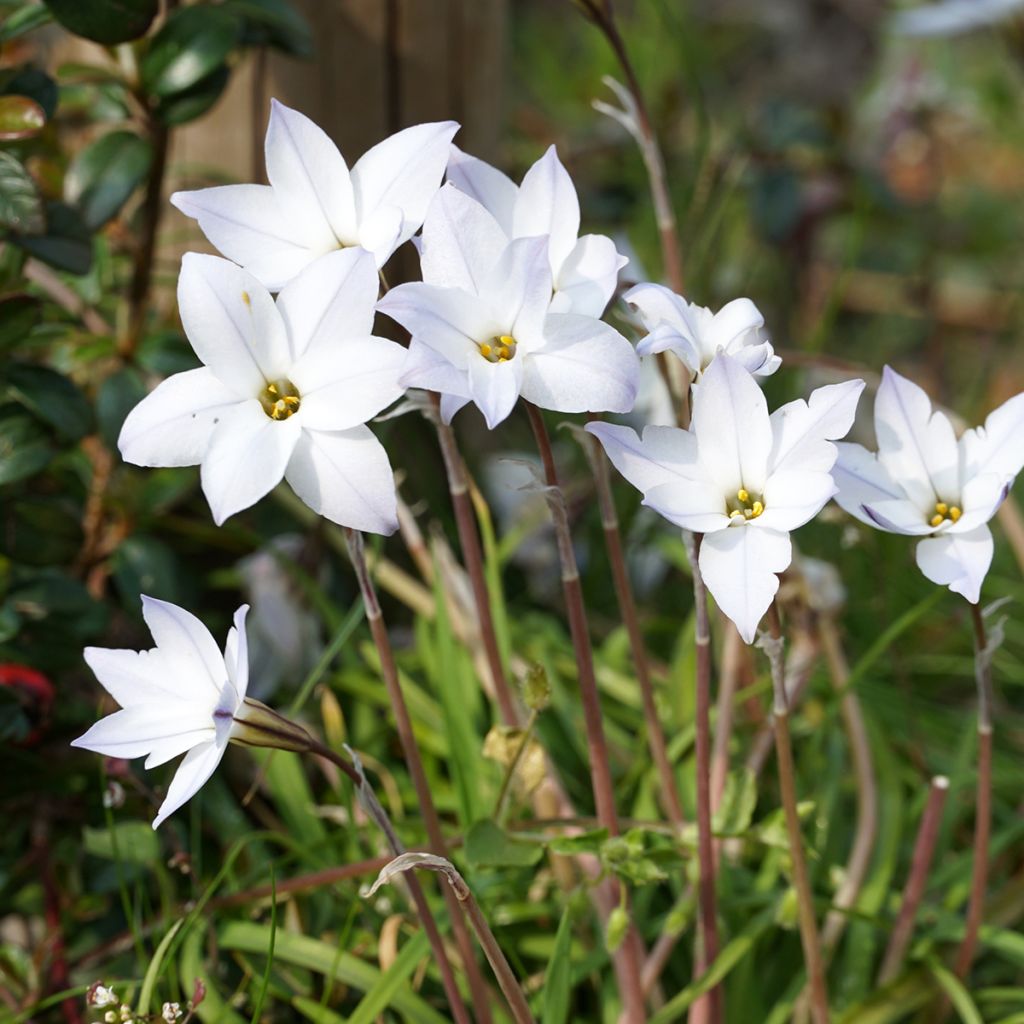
878,776,949,984
495,710,538,825
764,605,830,1024
688,533,722,1024
305,740,473,1024
432,396,520,726
523,402,647,1023
954,601,995,982
343,529,495,1024
588,423,685,826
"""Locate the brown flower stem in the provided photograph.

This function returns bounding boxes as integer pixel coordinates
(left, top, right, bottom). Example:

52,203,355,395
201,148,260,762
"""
878,776,949,984
431,395,520,727
305,739,472,1024
688,533,722,1024
953,601,995,983
344,528,494,1024
587,421,685,827
524,401,646,1023
764,604,830,1024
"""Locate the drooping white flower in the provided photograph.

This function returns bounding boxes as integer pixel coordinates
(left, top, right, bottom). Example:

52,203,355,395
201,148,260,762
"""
587,353,864,642
624,282,780,382
446,144,627,317
119,248,404,533
833,367,1022,603
378,184,638,429
170,100,458,290
72,597,252,828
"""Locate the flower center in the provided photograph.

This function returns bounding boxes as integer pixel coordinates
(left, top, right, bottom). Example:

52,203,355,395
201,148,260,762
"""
727,487,764,522
259,378,301,420
928,500,961,529
478,335,517,363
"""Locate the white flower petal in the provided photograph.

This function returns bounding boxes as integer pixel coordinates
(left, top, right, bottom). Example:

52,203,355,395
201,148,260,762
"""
552,234,625,317
624,282,694,337
264,99,355,250
446,145,517,234
144,730,217,770
832,441,906,527
178,254,291,392
420,184,508,292
291,336,407,430
698,526,792,644
275,247,379,355
757,470,837,532
483,236,552,346
152,739,227,829
71,705,215,759
226,604,250,699
874,366,959,506
951,472,1012,532
284,425,398,534
521,314,638,414
768,379,865,475
399,340,471,396
513,145,580,273
440,391,471,423
141,595,229,698
118,368,239,468
83,646,210,708
729,341,781,377
960,391,1024,482
692,352,772,494
358,204,404,266
915,524,994,604
860,498,935,535
200,401,302,525
170,185,315,292
467,354,523,429
706,297,764,350
635,323,701,376
584,421,700,493
642,480,731,532
351,121,460,253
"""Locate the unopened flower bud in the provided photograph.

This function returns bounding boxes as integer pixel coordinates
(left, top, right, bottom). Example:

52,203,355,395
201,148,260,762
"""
230,697,314,753
605,905,629,952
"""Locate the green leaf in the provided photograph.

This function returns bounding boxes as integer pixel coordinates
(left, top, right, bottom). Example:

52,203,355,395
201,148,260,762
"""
713,768,758,836
65,130,152,229
137,919,184,1015
0,497,83,567
5,362,92,440
547,828,609,856
154,65,229,126
97,367,145,448
83,822,160,864
111,535,182,612
0,296,41,352
542,906,574,1024
926,957,984,1024
347,929,432,1024
227,0,311,56
180,927,247,1024
12,200,92,274
1,66,58,118
42,0,157,44
140,7,239,98
0,151,43,234
0,3,53,44
465,819,544,868
0,405,52,485
0,95,45,140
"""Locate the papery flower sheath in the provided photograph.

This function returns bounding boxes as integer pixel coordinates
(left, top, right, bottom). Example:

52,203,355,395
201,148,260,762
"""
119,247,404,532
171,99,458,289
833,366,1023,603
446,144,627,317
588,353,864,642
378,184,638,429
625,282,780,381
72,597,252,828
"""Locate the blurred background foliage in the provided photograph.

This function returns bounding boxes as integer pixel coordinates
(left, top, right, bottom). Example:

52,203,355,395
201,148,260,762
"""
2,1,1024,1022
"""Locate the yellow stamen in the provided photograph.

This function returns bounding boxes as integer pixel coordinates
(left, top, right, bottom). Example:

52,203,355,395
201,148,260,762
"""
950,506,962,522
479,343,492,358
499,335,515,347
930,513,944,528
259,378,301,421
241,290,251,307
751,500,764,518
935,501,948,515
729,510,744,519
737,488,750,503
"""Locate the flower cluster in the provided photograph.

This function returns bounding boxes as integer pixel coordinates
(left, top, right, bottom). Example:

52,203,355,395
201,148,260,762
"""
75,100,1023,827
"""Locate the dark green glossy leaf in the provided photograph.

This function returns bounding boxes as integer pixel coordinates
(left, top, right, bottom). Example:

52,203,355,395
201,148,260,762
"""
97,366,145,449
5,362,93,441
1,66,59,118
0,497,82,566
0,296,41,352
0,3,52,44
140,7,239,99
11,201,92,274
65,130,152,229
0,95,45,140
227,0,311,57
154,65,229,126
83,822,160,862
464,819,544,868
0,405,52,485
112,535,182,612
0,151,43,234
42,0,157,44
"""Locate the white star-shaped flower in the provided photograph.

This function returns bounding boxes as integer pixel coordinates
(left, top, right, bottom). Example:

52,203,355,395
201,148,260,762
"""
588,353,864,642
833,366,1022,603
72,597,252,828
378,184,638,429
446,144,627,317
119,247,404,533
171,99,459,290
624,282,781,381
